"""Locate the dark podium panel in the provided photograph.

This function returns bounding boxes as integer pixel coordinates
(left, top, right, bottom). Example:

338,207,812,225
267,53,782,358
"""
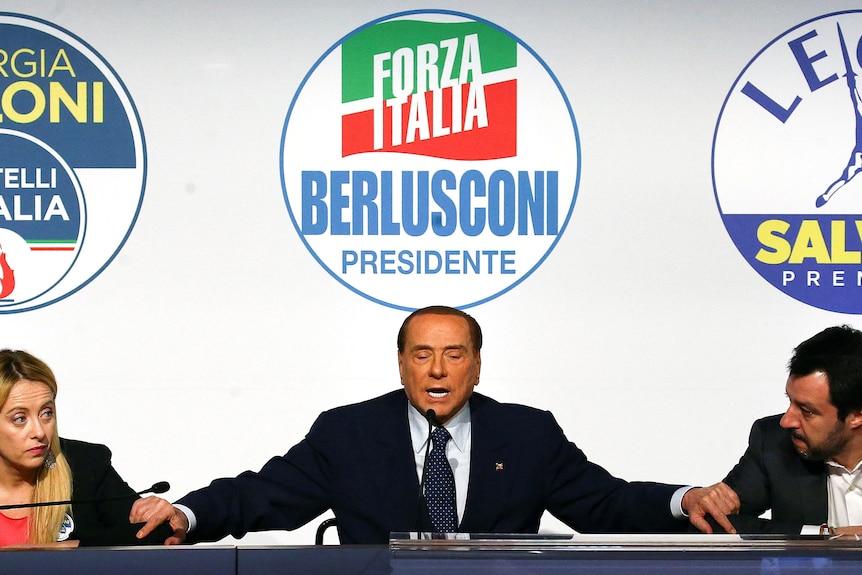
3,535,862,574
236,534,862,575
0,545,235,575
238,546,391,575
385,534,862,575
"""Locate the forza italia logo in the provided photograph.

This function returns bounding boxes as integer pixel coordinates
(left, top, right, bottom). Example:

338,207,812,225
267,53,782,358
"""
714,10,862,313
340,19,517,160
281,10,580,310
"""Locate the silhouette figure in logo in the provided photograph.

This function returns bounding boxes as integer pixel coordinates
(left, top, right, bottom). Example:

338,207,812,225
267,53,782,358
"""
817,23,862,208
0,244,15,299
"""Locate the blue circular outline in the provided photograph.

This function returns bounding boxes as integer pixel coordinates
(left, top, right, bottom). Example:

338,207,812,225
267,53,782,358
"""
0,12,147,314
711,9,862,314
0,129,87,307
279,9,581,311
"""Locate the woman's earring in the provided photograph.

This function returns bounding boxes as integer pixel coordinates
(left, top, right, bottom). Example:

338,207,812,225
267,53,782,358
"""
44,449,56,469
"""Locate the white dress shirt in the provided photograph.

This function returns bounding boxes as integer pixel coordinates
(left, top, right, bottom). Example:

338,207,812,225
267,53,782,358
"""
408,402,471,523
798,459,862,534
826,459,862,526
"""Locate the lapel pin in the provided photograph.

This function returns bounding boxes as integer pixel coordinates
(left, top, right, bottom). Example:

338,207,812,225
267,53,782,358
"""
495,463,504,471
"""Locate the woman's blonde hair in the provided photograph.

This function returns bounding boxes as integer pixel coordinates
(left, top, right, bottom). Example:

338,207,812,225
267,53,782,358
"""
0,349,72,544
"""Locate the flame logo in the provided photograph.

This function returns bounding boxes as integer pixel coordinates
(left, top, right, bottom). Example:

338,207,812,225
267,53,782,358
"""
0,246,16,299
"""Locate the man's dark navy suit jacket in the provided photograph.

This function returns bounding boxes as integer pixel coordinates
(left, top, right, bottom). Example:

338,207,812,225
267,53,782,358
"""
723,414,828,534
180,390,687,544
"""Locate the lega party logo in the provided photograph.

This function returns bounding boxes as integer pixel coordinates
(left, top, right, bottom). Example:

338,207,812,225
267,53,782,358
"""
280,10,580,310
0,14,145,313
713,10,862,314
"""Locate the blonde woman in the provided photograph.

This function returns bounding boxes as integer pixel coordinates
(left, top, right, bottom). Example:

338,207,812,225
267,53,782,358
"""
0,349,170,546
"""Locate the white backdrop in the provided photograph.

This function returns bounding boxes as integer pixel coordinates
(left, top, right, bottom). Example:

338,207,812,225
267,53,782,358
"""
1,0,858,545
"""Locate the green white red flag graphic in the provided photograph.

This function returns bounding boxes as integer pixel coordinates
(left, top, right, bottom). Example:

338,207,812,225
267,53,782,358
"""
341,20,517,160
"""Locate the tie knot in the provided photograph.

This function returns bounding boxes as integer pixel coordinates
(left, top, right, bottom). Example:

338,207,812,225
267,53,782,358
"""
432,426,451,446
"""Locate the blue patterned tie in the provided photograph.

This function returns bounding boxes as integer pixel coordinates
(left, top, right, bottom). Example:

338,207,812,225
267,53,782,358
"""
425,426,457,533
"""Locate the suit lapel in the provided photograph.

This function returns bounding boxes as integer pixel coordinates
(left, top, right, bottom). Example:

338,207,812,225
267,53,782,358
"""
796,460,828,524
363,392,424,527
778,428,828,524
459,394,515,532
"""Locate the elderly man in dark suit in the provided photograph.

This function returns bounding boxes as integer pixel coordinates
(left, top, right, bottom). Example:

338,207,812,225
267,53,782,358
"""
718,325,862,535
130,306,734,544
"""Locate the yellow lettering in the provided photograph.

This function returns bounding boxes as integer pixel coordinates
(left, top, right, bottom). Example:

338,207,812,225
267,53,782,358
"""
0,81,100,123
49,82,87,122
789,220,830,264
0,49,75,79
93,82,103,123
48,49,75,78
830,220,862,264
1,81,46,123
755,219,791,264
11,48,36,78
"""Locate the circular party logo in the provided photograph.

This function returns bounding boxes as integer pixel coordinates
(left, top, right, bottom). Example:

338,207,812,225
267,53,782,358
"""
0,14,145,312
281,10,580,310
714,10,862,313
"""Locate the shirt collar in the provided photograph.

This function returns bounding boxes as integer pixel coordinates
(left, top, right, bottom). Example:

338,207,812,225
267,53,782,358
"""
408,400,471,454
826,459,862,474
